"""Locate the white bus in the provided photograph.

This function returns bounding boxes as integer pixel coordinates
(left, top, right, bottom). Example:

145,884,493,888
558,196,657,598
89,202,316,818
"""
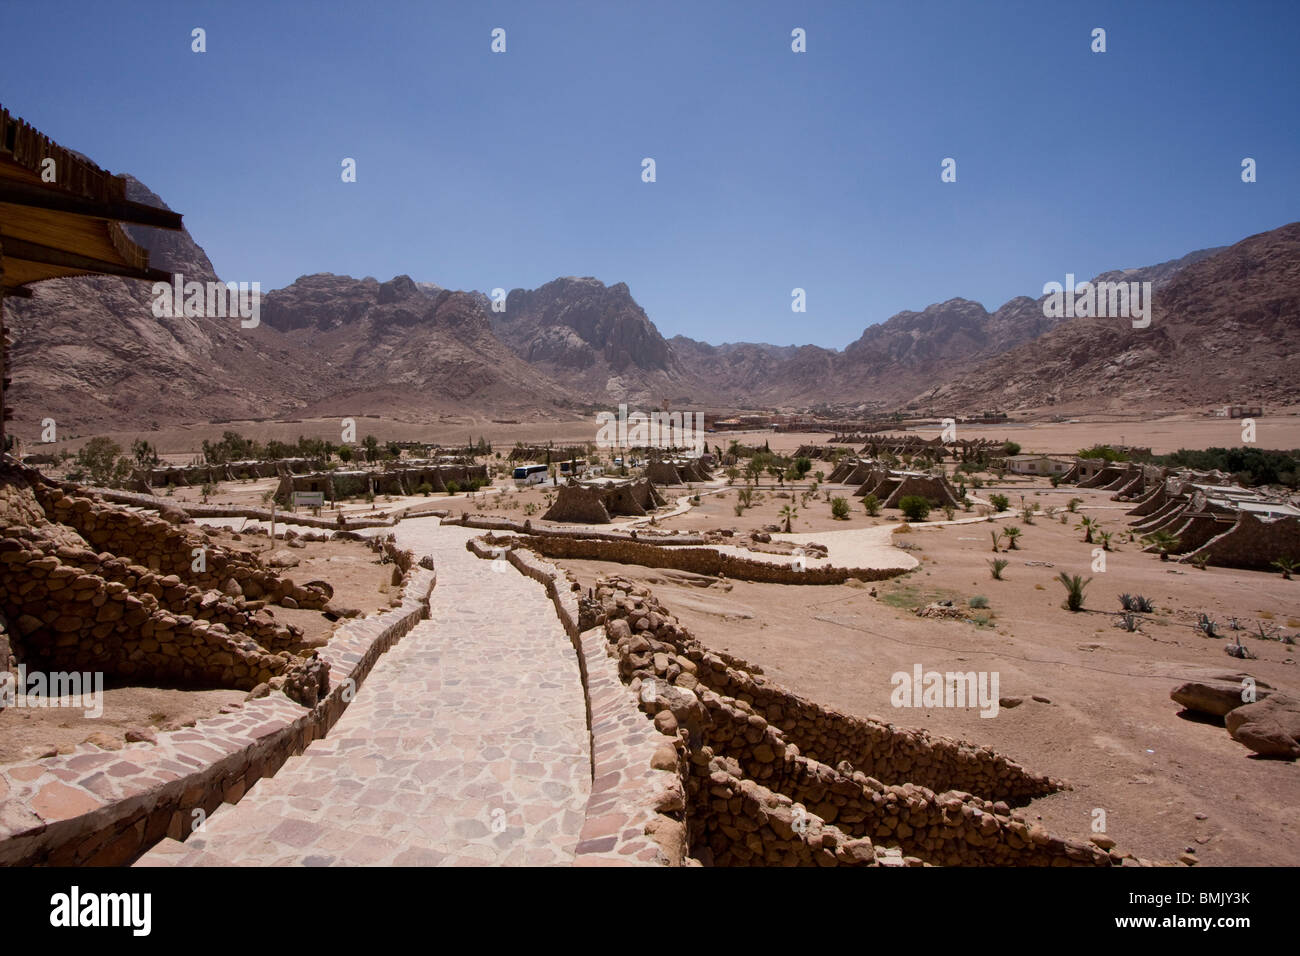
512,464,549,486
558,459,587,477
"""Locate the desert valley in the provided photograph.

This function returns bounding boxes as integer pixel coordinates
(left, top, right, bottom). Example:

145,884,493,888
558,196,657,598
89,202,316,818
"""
0,5,1297,907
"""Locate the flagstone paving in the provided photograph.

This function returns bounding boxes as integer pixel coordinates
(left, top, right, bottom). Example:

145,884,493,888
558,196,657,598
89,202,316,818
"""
137,521,592,866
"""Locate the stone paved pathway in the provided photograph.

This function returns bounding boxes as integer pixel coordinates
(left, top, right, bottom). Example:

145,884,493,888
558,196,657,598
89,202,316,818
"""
137,521,591,866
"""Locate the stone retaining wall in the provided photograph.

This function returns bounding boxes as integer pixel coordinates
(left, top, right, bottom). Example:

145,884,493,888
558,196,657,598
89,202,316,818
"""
596,575,1149,867
495,533,909,585
0,565,436,866
448,513,705,545
72,485,397,531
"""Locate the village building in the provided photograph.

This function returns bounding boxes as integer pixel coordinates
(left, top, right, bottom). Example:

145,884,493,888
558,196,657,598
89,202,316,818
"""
1003,453,1074,476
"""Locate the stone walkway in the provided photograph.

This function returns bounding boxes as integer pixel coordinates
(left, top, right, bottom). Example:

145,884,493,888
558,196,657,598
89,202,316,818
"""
137,521,592,866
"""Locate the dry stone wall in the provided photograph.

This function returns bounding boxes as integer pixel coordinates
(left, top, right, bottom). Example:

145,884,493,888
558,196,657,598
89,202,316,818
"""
594,575,1149,867
0,564,435,866
0,466,333,698
498,532,908,585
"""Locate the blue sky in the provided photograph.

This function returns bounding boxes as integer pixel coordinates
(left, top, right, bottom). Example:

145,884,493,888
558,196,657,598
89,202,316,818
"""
4,0,1297,347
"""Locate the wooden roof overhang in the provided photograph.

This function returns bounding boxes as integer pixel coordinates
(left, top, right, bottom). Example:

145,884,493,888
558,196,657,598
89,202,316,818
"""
0,104,184,295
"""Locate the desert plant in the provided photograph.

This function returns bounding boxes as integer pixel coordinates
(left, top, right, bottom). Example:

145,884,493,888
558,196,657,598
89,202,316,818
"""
1077,516,1101,544
1189,553,1210,570
734,503,744,517
1059,512,1068,524
1196,613,1220,637
1001,527,1022,550
1142,530,1179,559
990,530,1001,552
831,496,851,520
942,504,956,521
1056,572,1091,612
778,505,798,533
898,496,931,522
1097,530,1113,552
969,595,989,609
417,482,433,496
1067,497,1083,513
1272,557,1296,580
1116,612,1140,632
988,558,1009,580
1020,506,1035,524
989,494,1009,512
862,494,881,517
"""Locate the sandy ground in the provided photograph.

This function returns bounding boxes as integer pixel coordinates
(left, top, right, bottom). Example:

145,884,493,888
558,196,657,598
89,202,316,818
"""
36,406,1300,461
555,480,1300,867
0,532,392,764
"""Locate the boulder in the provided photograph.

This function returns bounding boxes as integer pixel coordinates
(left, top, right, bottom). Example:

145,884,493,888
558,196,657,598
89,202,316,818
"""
1171,676,1273,717
267,550,300,569
1224,694,1300,758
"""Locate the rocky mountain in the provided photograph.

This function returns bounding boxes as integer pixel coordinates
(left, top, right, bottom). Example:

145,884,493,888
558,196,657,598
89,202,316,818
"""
258,274,563,418
4,163,1293,434
4,177,321,433
923,225,1299,413
492,277,684,405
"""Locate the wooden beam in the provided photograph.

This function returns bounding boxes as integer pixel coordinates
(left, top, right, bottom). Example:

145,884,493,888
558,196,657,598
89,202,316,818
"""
0,180,183,230
0,235,171,283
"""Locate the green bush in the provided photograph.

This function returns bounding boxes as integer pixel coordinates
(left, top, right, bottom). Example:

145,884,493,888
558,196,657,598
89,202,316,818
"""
417,482,433,496
989,493,1010,512
445,480,461,496
969,595,989,609
862,493,881,516
898,496,931,522
831,496,851,520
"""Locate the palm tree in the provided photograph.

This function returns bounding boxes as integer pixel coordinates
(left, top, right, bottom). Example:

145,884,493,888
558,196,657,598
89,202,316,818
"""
1097,530,1113,552
1077,516,1101,544
1001,527,1022,550
1056,572,1092,612
1142,530,1180,561
1273,557,1297,580
779,504,798,533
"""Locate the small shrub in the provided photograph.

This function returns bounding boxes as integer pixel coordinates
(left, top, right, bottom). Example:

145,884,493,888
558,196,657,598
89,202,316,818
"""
898,496,931,522
862,494,881,517
988,558,1009,580
969,595,989,609
445,480,461,496
989,494,1009,512
942,505,956,521
417,482,433,496
831,496,851,519
1056,572,1091,612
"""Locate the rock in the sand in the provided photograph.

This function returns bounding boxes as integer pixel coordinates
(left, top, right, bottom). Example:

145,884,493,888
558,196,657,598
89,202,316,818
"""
1224,694,1300,758
267,550,300,569
1171,676,1273,717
